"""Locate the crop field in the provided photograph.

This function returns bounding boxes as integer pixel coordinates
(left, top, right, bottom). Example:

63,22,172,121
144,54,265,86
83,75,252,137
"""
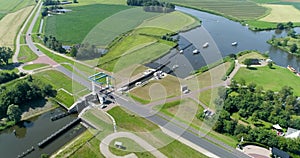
0,6,33,48
164,0,268,20
67,0,126,6
138,11,200,32
259,4,300,22
45,5,160,46
234,65,300,96
0,0,35,13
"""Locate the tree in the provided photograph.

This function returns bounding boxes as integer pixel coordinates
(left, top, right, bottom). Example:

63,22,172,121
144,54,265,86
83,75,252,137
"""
70,46,78,57
290,43,298,53
286,21,293,28
277,23,285,30
6,104,22,122
243,58,252,68
0,47,13,65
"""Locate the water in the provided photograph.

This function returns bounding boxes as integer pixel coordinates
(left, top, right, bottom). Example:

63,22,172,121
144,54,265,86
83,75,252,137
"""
0,108,85,158
147,6,300,78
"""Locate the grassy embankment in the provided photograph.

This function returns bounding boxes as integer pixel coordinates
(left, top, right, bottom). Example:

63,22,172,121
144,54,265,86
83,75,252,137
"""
60,106,208,158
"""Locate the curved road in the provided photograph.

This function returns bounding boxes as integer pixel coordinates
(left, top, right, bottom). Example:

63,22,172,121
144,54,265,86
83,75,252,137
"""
100,132,167,158
17,1,250,158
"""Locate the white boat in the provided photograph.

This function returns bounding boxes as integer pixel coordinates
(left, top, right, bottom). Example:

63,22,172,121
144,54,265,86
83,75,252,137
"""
231,42,238,46
203,42,209,48
193,49,199,54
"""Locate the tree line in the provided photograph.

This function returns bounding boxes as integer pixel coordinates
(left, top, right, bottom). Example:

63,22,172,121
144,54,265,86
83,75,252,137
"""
0,76,56,128
127,0,175,13
0,71,26,84
207,81,300,155
43,35,66,53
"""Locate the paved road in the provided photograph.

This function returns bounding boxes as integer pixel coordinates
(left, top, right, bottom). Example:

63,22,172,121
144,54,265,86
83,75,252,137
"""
113,93,251,158
20,2,250,158
100,132,167,158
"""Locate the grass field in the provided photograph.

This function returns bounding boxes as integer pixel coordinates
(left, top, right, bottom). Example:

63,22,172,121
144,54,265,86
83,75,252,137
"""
67,0,126,6
18,45,38,63
108,107,208,157
82,7,162,47
35,44,96,77
138,11,200,32
237,51,266,64
130,75,182,103
22,63,49,70
0,6,33,49
105,42,172,72
154,99,239,147
45,5,162,47
186,62,231,91
259,4,300,22
164,0,268,20
33,70,87,93
234,65,300,96
109,137,155,157
55,89,75,108
45,4,130,45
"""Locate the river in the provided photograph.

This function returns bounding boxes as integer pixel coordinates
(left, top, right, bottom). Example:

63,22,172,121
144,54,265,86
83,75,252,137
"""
147,6,300,78
0,107,85,158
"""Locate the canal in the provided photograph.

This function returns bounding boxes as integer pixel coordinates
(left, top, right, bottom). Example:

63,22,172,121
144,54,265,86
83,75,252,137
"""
0,107,85,158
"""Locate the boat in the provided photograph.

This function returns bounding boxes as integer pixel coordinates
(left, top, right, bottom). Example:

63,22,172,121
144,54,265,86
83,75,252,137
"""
193,49,199,54
203,42,209,48
231,42,238,46
287,65,297,73
179,50,183,54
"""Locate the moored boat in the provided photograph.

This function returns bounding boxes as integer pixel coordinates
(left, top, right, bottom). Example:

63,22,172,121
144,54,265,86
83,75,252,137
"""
231,42,238,46
287,65,297,73
203,42,209,48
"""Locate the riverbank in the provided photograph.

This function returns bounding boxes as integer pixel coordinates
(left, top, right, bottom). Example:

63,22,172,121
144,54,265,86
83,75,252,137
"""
21,100,59,121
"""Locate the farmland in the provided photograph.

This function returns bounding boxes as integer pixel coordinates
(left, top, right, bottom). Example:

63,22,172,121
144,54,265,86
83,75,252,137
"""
0,0,35,15
259,4,300,22
138,11,200,32
164,0,268,20
0,6,34,48
44,5,161,46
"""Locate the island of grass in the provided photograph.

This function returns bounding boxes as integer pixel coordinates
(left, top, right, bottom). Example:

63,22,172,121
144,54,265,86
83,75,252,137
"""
17,45,38,63
268,30,300,56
